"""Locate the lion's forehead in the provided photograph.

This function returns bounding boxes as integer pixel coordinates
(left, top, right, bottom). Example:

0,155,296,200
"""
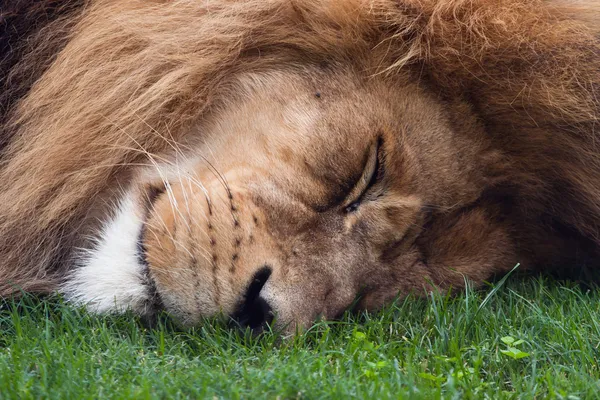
160,69,392,208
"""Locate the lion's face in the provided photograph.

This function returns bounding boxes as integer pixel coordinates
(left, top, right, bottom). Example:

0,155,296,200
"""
65,65,502,332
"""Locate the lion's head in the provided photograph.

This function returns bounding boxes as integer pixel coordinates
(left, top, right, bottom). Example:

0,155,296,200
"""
1,0,599,333
63,67,510,331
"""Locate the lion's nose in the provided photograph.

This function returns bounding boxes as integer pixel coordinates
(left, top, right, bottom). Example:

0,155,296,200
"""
230,266,274,333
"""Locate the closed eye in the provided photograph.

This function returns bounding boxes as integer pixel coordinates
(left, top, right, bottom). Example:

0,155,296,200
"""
344,136,385,213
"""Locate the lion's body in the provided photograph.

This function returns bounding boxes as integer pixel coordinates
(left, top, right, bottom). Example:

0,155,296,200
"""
1,0,599,330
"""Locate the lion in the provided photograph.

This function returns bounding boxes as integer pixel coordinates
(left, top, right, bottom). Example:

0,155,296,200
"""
0,0,599,332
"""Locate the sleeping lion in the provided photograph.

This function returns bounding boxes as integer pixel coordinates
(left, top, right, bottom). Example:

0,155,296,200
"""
1,0,599,333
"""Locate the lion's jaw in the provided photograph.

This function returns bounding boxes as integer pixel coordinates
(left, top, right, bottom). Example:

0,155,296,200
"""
62,192,154,315
62,68,499,332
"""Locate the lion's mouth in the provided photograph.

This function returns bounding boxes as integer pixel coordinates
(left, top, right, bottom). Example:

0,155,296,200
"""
135,218,151,270
135,186,166,324
135,218,165,325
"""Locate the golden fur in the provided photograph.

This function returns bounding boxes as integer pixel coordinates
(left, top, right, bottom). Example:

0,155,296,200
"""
1,0,599,330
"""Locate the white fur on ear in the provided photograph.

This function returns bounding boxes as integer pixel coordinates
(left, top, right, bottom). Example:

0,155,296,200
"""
61,193,151,314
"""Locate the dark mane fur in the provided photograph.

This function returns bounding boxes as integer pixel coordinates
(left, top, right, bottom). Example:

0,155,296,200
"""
1,0,86,149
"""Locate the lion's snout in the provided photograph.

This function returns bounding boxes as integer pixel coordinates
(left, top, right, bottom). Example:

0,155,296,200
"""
229,266,274,333
140,175,360,332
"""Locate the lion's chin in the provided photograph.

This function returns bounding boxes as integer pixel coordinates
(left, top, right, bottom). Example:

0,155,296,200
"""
60,193,155,316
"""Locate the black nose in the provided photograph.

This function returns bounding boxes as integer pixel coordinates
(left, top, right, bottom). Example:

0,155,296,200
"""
231,266,274,333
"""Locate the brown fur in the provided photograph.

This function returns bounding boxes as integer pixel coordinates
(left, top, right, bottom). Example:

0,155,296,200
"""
0,0,599,327
1,0,87,147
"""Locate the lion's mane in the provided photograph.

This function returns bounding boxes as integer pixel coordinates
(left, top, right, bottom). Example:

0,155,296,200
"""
1,0,599,295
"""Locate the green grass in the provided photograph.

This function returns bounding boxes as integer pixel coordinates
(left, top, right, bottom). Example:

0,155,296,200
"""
1,277,600,399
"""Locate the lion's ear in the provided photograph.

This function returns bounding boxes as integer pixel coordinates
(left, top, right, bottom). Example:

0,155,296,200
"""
380,1,598,131
390,0,600,244
414,0,598,126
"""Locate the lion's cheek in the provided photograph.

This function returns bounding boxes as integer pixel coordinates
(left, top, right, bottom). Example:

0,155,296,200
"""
417,206,520,288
